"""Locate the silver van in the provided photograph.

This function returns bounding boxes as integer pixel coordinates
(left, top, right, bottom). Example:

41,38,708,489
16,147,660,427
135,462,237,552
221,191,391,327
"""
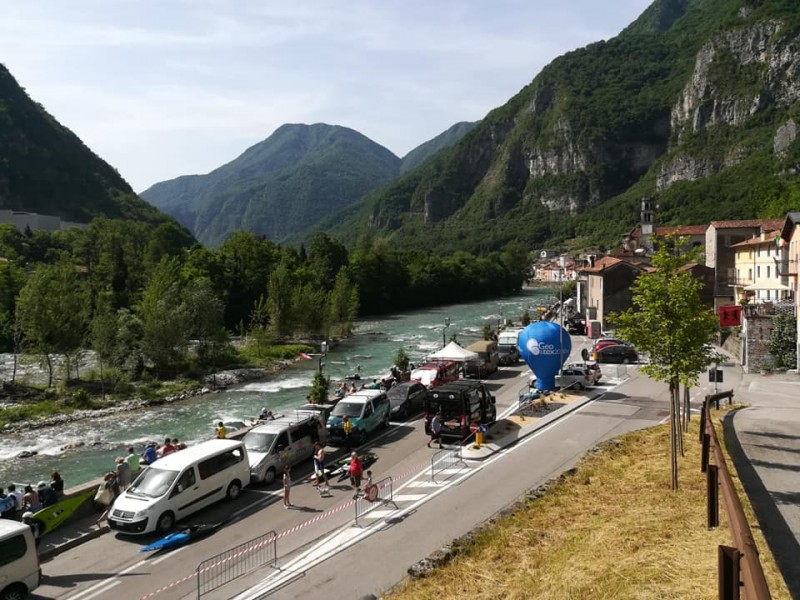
0,520,41,600
243,415,326,484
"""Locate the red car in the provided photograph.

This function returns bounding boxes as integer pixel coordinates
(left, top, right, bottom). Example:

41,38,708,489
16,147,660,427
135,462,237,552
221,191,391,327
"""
593,338,628,352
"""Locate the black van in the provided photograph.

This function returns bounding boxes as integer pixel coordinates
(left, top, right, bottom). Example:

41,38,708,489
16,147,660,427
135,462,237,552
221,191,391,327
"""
423,380,496,440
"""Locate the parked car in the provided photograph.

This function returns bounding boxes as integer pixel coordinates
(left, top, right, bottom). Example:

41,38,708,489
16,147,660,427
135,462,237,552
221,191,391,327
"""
464,340,500,378
243,414,326,484
555,367,594,390
410,360,461,388
423,380,496,440
497,329,522,365
387,381,427,419
566,361,602,384
594,344,639,364
593,337,630,352
326,389,391,445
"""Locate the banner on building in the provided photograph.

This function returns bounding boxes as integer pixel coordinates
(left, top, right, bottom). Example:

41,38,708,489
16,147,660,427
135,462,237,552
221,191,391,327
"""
718,305,742,327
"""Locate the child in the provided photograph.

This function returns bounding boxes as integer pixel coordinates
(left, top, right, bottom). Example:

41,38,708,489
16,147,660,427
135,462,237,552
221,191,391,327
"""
282,466,292,509
362,469,374,500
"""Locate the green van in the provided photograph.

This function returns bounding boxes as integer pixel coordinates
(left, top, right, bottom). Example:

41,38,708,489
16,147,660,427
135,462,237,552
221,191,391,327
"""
326,389,391,445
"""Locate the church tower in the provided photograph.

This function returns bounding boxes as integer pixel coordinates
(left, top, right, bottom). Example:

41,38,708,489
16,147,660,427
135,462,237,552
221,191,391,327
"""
640,197,656,252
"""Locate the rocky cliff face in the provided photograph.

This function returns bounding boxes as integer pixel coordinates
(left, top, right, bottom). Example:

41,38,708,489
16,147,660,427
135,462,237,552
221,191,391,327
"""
333,0,800,254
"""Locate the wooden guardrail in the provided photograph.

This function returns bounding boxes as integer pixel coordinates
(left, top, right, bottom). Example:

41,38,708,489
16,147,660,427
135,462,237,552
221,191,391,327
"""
701,391,771,600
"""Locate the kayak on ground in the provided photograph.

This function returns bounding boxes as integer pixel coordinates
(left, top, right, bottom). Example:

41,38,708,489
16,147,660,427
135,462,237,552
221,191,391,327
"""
32,489,96,536
308,452,378,483
141,521,225,553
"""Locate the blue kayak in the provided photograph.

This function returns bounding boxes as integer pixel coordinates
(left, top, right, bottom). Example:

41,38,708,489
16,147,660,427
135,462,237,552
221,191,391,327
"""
140,522,223,552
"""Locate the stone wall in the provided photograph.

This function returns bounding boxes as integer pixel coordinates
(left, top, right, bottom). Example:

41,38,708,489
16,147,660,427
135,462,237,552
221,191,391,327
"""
743,315,774,373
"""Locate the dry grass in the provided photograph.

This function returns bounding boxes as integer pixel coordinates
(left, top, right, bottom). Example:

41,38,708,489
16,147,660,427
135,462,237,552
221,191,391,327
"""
385,406,792,600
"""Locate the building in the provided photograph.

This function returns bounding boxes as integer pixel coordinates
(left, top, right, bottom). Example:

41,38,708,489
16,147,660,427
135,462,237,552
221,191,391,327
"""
0,210,86,233
705,218,784,311
730,230,791,304
577,256,648,328
778,212,800,372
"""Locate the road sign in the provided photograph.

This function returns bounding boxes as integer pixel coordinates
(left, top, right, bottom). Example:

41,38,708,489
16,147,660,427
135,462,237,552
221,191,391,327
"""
708,368,723,383
470,422,479,433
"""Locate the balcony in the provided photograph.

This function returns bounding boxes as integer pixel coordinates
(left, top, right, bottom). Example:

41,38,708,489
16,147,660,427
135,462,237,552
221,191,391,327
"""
742,300,796,317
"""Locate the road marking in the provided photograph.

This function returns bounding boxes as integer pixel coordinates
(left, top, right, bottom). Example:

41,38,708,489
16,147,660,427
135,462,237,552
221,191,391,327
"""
66,579,121,600
392,494,426,502
150,546,186,565
79,581,121,600
66,559,147,600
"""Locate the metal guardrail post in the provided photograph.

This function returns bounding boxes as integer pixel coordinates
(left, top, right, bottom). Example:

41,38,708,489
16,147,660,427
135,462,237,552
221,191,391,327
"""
700,397,707,443
196,530,277,598
719,545,741,600
707,464,719,528
354,475,394,526
702,433,710,473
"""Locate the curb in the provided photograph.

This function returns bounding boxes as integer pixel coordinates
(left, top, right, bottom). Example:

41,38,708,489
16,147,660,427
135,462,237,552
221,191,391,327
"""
40,524,110,561
462,390,603,460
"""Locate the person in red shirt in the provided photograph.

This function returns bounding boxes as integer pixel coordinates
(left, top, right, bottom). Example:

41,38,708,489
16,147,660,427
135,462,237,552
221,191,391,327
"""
348,452,363,498
159,438,176,457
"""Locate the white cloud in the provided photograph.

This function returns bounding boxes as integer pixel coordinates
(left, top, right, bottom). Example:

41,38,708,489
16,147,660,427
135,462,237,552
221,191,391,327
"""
0,1,653,191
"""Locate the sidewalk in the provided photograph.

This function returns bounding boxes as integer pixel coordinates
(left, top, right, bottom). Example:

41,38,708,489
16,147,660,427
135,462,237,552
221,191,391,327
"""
725,370,800,600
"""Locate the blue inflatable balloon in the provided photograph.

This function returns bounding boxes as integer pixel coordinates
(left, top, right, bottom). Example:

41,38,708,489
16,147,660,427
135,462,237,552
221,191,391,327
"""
518,321,572,391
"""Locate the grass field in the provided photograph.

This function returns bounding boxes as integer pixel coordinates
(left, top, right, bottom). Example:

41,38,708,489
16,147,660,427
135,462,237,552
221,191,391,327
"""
385,406,791,600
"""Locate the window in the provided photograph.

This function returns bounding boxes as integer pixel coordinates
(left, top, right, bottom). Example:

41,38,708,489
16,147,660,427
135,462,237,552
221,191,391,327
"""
198,448,244,480
748,268,752,281
757,266,761,278
174,468,196,494
757,247,761,258
767,266,771,278
274,432,289,453
0,534,27,567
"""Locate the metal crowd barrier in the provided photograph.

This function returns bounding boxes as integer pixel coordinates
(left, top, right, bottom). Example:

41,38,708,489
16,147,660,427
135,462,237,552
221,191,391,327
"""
700,392,771,600
196,530,278,598
430,445,466,483
354,476,395,526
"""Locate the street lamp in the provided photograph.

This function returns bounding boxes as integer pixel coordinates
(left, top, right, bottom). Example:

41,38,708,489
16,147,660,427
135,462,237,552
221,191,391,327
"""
318,340,328,375
443,317,451,348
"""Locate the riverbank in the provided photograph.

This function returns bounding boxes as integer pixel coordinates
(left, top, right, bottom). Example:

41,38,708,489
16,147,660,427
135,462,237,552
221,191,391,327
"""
0,365,281,435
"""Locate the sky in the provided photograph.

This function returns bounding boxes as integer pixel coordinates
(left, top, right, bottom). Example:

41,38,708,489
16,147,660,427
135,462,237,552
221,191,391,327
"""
0,1,653,193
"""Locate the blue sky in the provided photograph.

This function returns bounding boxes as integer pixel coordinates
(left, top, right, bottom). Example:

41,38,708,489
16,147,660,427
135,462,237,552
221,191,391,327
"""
0,1,652,192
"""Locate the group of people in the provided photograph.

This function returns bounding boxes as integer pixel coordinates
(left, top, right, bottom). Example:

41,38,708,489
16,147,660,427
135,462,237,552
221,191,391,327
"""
140,437,187,466
0,472,64,520
333,377,396,399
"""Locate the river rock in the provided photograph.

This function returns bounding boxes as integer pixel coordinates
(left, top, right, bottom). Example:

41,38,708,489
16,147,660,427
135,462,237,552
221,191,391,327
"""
16,450,38,459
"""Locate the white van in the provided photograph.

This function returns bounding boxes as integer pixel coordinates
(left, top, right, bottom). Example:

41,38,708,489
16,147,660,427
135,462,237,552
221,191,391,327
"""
244,415,326,484
0,520,41,600
108,439,249,535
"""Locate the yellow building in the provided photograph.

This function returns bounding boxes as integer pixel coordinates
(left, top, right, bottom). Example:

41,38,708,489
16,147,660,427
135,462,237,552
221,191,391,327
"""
731,230,791,304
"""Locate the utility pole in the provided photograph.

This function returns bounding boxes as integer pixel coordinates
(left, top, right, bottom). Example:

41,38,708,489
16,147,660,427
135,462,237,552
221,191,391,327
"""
318,340,328,375
442,317,451,348
559,256,566,375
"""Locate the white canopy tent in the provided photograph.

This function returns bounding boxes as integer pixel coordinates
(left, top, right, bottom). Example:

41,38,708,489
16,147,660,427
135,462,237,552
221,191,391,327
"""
426,341,478,362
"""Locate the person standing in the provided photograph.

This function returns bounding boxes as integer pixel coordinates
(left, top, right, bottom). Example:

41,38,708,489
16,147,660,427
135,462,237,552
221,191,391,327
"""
427,412,443,449
115,456,132,490
348,452,363,497
342,415,353,449
216,421,227,439
22,485,41,512
141,442,158,466
312,442,329,492
282,466,292,509
21,512,41,545
159,438,176,457
126,447,141,474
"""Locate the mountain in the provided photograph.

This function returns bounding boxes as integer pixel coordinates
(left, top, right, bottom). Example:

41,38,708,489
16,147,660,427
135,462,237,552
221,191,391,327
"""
141,124,401,246
332,0,800,254
400,121,479,173
0,64,184,228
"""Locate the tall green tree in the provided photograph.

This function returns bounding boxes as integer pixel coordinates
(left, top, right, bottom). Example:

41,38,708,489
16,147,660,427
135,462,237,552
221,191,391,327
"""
266,261,296,339
15,261,89,386
137,257,188,375
327,269,359,337
183,278,230,373
609,239,718,490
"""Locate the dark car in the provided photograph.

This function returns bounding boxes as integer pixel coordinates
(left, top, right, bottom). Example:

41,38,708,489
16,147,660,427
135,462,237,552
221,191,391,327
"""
387,381,427,419
423,380,496,440
594,344,638,364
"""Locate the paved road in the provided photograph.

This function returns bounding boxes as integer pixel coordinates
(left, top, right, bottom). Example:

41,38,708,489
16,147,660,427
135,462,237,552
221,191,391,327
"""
725,372,800,600
30,357,679,600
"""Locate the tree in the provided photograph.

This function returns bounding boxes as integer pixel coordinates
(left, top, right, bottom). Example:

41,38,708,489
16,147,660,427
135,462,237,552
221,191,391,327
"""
768,312,797,370
183,279,230,374
137,257,189,375
266,261,296,339
15,261,89,387
327,269,359,337
609,239,718,490
308,371,329,404
394,347,410,372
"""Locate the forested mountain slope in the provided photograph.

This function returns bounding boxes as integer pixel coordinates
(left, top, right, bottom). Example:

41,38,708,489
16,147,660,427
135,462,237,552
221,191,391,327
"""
400,121,479,173
0,64,181,228
332,0,800,253
141,123,401,246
